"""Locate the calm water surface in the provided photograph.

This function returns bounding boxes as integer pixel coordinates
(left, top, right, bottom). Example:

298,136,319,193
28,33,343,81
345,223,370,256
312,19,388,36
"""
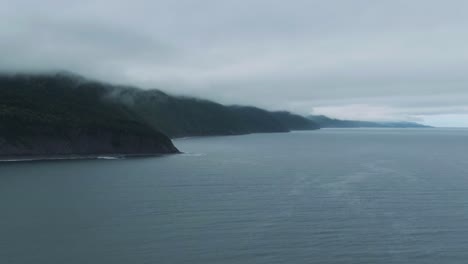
1,128,468,264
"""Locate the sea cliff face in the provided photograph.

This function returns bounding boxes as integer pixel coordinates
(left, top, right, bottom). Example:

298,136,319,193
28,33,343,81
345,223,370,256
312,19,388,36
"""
0,127,179,157
0,73,179,158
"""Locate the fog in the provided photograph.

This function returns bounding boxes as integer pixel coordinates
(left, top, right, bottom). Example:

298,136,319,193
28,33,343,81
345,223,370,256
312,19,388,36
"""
2,0,468,126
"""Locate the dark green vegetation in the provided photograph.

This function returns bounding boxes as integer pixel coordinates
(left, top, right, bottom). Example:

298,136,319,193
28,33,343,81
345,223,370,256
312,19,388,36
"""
0,73,179,157
116,90,319,138
308,115,430,128
0,72,318,157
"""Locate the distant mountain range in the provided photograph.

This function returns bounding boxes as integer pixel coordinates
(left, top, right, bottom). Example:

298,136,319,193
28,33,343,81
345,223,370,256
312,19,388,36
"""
0,72,431,158
0,72,318,158
111,85,319,138
308,115,431,128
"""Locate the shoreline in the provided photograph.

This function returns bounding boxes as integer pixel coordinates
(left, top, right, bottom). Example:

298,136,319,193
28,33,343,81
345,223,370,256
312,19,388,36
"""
0,131,300,163
0,153,180,163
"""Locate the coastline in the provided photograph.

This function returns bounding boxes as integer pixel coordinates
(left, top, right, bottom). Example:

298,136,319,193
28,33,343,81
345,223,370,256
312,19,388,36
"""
0,131,308,163
0,153,180,163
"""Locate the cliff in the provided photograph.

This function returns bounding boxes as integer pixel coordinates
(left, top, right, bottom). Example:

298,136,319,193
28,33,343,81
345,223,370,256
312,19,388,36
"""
0,73,179,157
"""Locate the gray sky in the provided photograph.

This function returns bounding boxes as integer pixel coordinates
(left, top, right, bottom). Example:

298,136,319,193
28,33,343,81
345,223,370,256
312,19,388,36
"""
2,0,468,126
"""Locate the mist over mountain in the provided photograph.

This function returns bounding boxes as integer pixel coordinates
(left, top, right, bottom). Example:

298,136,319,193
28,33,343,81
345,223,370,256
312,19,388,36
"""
119,90,320,138
0,72,319,157
3,0,468,126
0,72,180,157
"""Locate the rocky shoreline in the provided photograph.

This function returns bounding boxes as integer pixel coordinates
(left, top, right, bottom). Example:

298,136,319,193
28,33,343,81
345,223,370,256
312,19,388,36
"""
0,152,180,163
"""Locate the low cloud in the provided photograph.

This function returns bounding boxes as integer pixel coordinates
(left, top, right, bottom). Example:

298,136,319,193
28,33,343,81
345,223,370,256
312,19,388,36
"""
1,0,468,126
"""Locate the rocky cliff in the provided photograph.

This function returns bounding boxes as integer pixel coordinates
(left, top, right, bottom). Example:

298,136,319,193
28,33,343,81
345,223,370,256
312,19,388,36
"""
0,73,179,158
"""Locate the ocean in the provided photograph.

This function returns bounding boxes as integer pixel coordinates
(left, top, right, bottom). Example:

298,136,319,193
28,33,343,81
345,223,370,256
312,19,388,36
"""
1,128,468,263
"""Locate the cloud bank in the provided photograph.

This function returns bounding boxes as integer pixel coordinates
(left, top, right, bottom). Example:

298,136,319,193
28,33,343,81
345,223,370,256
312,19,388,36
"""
2,0,468,126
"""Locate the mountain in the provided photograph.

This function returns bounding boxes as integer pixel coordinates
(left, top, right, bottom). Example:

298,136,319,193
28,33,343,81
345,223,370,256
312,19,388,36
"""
0,73,179,157
308,115,431,128
94,79,320,138
0,72,319,158
114,89,286,137
271,111,320,131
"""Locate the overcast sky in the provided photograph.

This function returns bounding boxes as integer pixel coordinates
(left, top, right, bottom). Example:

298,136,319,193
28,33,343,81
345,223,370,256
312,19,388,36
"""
2,0,468,126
